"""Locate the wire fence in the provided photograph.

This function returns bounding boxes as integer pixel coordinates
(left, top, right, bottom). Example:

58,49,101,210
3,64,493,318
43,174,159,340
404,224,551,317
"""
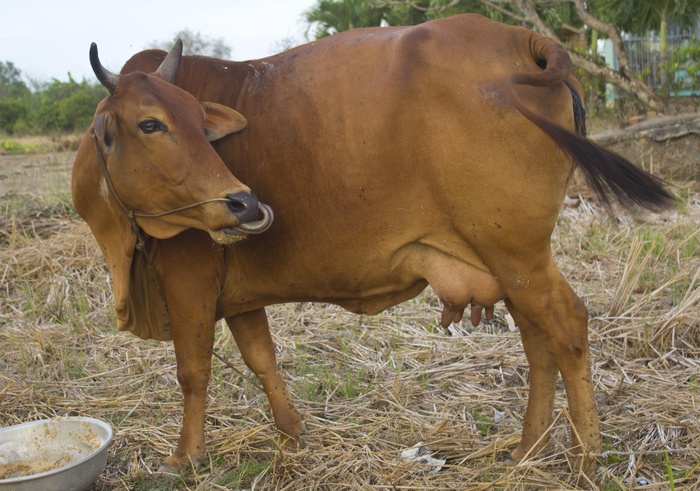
625,26,699,89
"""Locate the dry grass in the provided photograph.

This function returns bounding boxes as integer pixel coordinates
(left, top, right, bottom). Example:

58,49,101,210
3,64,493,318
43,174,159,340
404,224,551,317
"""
1,138,699,490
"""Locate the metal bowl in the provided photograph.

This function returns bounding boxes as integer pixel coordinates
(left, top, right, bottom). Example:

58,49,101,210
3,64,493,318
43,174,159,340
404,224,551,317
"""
0,417,113,491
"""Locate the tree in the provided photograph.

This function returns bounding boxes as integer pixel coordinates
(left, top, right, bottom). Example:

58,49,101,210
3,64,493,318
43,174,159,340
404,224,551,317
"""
0,61,30,100
305,0,499,37
305,0,389,38
38,75,107,132
148,29,232,58
0,99,29,134
590,0,700,97
0,60,109,134
0,62,33,134
369,0,670,109
515,0,665,109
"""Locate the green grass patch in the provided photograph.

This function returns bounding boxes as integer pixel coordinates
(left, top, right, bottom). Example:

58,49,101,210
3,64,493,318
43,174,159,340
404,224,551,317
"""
0,139,52,155
217,458,270,488
471,409,493,437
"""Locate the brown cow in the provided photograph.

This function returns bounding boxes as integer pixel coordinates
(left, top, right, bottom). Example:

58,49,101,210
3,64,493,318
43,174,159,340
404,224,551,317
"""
73,14,672,474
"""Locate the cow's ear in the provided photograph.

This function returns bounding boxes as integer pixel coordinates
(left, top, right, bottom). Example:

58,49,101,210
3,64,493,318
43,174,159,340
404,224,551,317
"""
93,113,116,155
201,102,248,141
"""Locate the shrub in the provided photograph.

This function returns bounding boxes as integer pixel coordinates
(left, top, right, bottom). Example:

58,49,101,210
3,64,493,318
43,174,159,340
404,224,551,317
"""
668,36,700,95
0,99,29,134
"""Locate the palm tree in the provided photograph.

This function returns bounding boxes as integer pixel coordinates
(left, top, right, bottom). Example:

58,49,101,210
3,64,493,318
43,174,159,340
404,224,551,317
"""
305,0,389,39
304,0,479,39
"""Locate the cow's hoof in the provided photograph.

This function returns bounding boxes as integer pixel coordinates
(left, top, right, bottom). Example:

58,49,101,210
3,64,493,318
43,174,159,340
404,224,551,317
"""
280,433,302,450
279,423,308,451
154,463,180,475
511,447,525,462
511,443,531,462
570,452,600,479
511,437,548,463
159,454,204,472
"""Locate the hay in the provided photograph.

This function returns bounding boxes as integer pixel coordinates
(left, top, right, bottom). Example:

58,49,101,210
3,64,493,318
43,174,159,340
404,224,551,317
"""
1,147,699,490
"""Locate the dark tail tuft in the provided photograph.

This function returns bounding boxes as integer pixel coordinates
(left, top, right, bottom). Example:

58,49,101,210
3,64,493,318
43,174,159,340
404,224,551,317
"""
506,80,674,213
542,120,674,212
567,83,587,137
508,36,674,213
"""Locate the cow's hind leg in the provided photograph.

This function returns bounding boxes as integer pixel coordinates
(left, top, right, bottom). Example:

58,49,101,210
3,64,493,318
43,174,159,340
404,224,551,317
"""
226,309,304,447
506,298,558,460
490,254,602,471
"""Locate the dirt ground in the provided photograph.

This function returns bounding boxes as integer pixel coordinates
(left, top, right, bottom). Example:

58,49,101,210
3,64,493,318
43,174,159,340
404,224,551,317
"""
0,150,74,196
1,124,699,490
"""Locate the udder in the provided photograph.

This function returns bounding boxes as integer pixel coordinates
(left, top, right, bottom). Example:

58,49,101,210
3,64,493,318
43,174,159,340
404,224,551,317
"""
419,248,506,331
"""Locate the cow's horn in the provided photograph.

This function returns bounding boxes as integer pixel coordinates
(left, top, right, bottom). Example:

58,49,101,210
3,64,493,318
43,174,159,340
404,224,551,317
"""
156,39,183,83
89,43,119,93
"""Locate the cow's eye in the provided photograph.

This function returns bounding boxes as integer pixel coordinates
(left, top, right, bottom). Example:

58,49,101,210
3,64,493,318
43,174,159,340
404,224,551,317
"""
139,119,165,134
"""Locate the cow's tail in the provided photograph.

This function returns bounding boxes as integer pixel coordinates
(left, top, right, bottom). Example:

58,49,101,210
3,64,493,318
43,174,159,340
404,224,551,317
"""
504,36,674,212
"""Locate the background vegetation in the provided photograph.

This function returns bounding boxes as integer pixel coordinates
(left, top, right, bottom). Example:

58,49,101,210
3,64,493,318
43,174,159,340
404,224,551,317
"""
0,31,230,138
305,0,700,111
0,63,106,135
2,1,700,138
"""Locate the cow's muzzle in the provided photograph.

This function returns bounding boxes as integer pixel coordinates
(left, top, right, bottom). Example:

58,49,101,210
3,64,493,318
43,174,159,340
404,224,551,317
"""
225,192,274,235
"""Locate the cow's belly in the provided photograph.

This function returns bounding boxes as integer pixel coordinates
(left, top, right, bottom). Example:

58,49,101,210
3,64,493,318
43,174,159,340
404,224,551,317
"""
330,245,505,318
218,236,505,321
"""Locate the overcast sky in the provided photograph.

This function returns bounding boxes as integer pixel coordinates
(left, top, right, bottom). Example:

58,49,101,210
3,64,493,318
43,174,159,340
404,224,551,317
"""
0,0,316,84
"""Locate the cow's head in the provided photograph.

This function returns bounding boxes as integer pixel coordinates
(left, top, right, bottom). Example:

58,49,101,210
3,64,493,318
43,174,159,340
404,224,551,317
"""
86,40,272,245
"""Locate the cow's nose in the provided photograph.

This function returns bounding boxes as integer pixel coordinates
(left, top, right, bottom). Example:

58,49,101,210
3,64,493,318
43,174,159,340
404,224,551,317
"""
226,191,259,223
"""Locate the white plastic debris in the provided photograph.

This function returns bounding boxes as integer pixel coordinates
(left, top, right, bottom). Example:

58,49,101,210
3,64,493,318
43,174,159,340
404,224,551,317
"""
505,313,517,332
399,442,446,473
447,324,460,336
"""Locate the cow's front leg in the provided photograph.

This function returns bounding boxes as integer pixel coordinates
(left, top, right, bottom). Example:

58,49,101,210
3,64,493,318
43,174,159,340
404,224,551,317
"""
153,231,223,473
159,311,216,472
226,309,304,447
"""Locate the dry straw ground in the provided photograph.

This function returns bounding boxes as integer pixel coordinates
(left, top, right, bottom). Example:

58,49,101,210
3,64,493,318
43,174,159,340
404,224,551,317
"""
1,131,699,490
